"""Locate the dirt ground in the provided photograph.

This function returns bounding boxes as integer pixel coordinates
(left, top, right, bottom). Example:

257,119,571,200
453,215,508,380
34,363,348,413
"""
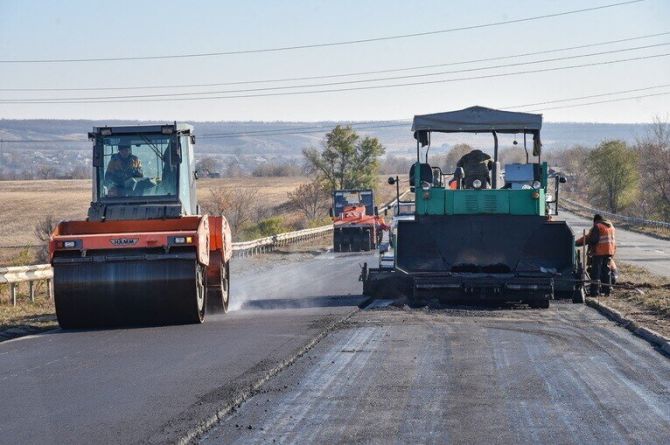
597,262,670,338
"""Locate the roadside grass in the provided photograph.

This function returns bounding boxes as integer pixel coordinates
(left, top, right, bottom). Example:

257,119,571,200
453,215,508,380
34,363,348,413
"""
0,283,57,339
598,262,670,338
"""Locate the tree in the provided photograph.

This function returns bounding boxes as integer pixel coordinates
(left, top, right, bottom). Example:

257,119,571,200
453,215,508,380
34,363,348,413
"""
303,125,385,191
195,157,220,177
34,214,58,262
287,180,331,223
550,145,590,195
442,144,474,173
587,140,639,213
202,187,259,238
637,117,670,219
36,165,57,179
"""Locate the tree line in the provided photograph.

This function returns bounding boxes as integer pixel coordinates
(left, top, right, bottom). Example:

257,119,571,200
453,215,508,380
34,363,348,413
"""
545,118,669,221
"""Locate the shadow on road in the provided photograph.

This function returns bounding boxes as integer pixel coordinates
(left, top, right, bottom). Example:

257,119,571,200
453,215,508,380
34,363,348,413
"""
240,295,367,311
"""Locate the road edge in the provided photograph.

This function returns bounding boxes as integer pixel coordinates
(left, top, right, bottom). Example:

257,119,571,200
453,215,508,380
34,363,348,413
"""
175,307,361,445
585,297,670,357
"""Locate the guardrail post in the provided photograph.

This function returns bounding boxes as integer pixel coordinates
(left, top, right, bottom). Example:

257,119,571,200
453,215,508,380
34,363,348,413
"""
47,279,53,300
10,283,17,306
29,280,35,303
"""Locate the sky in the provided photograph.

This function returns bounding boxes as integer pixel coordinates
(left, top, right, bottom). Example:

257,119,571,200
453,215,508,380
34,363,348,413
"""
0,0,668,123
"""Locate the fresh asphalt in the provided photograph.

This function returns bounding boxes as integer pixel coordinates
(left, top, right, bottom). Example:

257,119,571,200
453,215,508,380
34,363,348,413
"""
0,251,372,444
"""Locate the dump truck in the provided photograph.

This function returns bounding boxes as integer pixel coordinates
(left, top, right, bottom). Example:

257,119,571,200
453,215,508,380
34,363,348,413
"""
331,189,387,252
361,106,584,308
49,123,232,328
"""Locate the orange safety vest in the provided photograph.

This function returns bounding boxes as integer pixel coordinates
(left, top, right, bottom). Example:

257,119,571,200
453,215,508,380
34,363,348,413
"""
593,222,616,256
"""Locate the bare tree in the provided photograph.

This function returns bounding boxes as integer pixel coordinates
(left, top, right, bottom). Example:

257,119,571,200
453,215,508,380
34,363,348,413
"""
36,165,57,179
34,214,58,262
224,159,245,178
195,157,220,177
442,144,474,173
637,116,670,219
202,187,259,238
69,164,90,179
287,181,330,223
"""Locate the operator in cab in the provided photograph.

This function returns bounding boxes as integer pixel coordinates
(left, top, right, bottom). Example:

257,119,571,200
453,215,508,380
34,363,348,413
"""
104,143,143,196
456,149,493,189
576,214,616,296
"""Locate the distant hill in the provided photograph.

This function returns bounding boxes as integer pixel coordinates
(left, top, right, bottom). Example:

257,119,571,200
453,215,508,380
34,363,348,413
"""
0,119,654,156
0,119,655,179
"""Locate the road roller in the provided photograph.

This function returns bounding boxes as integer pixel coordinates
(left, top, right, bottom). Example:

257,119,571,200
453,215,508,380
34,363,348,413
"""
331,189,387,252
49,123,232,328
362,106,585,308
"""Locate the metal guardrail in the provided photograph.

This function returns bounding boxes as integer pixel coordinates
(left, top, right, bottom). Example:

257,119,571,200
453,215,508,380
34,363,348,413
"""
232,225,332,257
1,191,409,305
561,198,670,230
0,265,53,306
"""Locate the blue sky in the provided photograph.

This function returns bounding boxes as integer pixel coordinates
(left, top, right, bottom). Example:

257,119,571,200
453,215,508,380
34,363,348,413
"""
0,0,668,122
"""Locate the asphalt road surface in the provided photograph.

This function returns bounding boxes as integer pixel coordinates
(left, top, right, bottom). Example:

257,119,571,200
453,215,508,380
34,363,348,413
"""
0,251,372,444
2,213,670,444
201,304,670,444
559,210,670,278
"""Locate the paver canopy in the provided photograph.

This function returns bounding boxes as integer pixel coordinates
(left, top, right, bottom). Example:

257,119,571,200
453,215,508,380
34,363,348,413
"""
411,105,543,155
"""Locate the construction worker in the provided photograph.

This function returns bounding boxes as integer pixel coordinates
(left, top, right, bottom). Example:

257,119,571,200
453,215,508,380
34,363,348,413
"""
575,214,616,296
105,143,143,195
456,149,493,188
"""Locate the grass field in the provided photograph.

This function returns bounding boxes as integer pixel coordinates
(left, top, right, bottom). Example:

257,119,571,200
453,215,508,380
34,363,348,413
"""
0,175,399,266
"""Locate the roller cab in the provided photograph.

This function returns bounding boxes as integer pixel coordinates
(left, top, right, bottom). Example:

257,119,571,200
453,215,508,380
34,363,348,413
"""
331,189,386,252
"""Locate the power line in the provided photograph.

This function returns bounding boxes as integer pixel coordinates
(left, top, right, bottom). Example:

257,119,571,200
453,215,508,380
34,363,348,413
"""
199,122,411,139
2,31,668,92
200,120,408,138
507,83,670,108
0,1,644,63
3,84,669,143
2,88,668,144
2,52,668,104
4,42,668,103
524,91,670,112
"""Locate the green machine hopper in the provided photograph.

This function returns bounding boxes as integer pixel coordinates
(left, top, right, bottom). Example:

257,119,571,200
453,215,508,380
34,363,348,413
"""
362,106,585,308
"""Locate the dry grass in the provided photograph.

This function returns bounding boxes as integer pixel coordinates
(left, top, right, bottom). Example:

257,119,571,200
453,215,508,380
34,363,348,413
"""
597,262,670,338
0,175,400,264
0,282,57,339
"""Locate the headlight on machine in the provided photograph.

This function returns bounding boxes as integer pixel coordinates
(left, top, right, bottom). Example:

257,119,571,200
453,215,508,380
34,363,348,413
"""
532,180,542,190
56,239,81,249
472,179,482,189
173,236,193,244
